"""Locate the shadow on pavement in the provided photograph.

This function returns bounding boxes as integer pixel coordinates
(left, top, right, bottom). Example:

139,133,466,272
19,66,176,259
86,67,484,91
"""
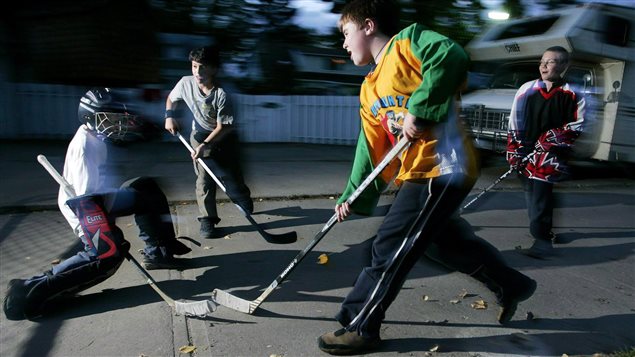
380,327,633,356
462,192,634,214
502,241,635,269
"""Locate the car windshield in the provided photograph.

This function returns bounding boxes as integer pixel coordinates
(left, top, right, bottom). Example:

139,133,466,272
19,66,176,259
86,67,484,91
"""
469,61,594,92
489,62,538,89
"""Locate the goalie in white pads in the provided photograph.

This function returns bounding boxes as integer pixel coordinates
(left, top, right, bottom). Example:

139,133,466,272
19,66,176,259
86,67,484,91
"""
3,88,192,320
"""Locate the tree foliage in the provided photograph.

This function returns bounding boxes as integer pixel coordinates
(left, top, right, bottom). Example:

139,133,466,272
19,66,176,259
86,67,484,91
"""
149,0,580,93
321,0,488,46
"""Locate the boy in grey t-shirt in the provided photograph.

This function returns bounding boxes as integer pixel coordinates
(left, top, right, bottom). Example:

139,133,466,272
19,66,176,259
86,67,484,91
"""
165,46,253,238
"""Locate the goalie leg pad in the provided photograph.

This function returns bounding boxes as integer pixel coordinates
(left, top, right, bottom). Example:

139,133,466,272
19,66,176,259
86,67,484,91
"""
65,193,127,258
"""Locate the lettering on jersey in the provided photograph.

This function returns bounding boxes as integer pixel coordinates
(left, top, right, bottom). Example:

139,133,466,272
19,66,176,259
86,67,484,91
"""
370,95,409,117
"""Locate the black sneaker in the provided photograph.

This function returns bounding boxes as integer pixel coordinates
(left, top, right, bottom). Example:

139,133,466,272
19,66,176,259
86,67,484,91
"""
498,275,537,324
164,238,192,256
548,231,560,244
142,255,189,270
3,279,28,321
318,328,381,355
199,218,220,239
520,239,556,260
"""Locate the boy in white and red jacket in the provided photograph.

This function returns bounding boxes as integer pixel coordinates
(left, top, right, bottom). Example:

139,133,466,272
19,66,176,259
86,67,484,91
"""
507,46,586,259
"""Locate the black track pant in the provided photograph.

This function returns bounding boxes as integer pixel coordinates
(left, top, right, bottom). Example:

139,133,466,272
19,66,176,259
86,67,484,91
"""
336,174,473,338
519,175,554,241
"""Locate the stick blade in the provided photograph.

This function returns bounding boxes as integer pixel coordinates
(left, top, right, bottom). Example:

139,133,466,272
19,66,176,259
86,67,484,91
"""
174,299,217,317
212,289,255,314
245,214,297,244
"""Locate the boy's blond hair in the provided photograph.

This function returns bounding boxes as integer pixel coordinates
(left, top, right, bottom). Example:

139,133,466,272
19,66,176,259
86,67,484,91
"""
338,0,401,37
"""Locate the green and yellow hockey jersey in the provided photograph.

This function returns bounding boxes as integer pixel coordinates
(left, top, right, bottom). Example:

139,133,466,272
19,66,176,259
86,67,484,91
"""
338,23,478,215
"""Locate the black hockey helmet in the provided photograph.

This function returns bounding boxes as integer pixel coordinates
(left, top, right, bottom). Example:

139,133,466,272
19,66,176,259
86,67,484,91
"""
78,88,145,143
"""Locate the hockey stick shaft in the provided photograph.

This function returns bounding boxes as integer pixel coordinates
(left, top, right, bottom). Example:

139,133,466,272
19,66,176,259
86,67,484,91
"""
213,137,411,313
461,167,514,210
36,154,215,315
37,155,76,197
461,151,534,210
176,132,296,244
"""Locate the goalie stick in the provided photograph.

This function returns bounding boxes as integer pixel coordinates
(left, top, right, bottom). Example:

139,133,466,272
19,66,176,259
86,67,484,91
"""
211,137,411,314
36,154,216,317
176,132,297,244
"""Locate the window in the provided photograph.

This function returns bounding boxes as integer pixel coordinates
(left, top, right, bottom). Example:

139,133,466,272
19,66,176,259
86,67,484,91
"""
563,67,594,92
602,15,630,47
485,16,560,41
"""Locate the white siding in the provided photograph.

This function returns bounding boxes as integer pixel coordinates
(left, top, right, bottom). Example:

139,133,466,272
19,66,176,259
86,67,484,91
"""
0,83,361,145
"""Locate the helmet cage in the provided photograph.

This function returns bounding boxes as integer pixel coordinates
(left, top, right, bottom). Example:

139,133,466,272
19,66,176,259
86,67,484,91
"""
92,111,138,142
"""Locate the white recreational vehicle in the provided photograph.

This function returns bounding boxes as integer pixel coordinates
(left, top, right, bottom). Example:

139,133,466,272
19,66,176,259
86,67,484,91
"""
461,3,634,163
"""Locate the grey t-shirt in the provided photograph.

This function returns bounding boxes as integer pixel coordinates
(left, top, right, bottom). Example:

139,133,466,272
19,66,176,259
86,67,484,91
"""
168,76,234,131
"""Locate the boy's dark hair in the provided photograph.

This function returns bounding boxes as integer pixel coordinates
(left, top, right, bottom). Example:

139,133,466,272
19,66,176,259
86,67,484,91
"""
339,0,401,37
545,46,569,64
189,46,220,67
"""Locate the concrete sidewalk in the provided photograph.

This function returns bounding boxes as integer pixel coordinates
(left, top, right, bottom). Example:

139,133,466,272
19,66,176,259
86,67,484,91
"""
0,139,634,357
0,139,360,211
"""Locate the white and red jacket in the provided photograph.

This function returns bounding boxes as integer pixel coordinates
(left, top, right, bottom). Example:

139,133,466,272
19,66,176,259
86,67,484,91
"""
506,79,585,182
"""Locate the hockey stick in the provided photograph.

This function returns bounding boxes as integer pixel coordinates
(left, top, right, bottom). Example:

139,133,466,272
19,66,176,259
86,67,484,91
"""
36,154,216,317
461,167,515,210
461,151,534,210
176,132,297,244
212,137,411,314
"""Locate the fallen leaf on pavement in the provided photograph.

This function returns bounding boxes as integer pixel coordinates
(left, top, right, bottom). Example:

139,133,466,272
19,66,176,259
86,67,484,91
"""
470,299,488,309
179,345,196,353
317,253,329,265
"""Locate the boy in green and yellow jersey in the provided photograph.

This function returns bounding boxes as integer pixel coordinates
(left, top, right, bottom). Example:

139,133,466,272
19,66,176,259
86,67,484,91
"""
318,1,536,354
